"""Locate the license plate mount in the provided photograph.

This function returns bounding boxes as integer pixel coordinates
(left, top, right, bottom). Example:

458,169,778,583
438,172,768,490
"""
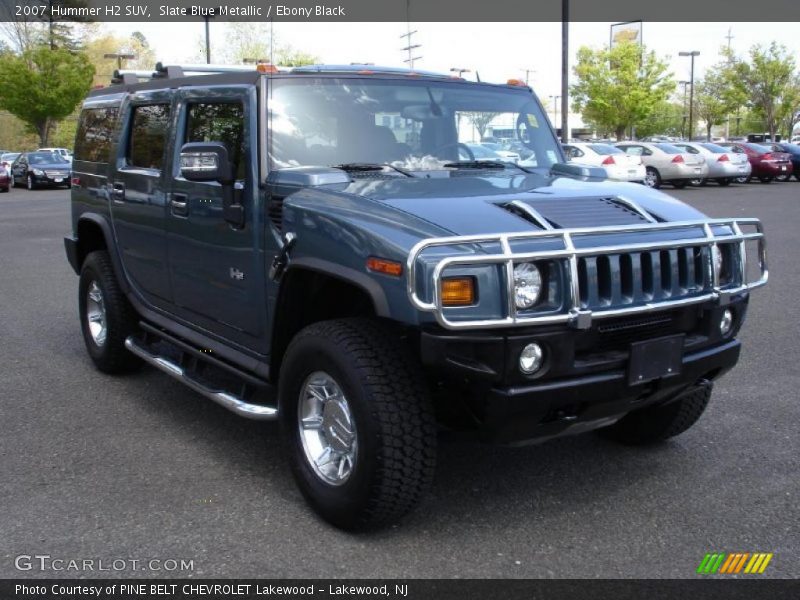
628,334,684,386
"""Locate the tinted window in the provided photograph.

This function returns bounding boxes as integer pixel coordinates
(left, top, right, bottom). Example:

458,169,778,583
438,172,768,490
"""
744,143,770,153
74,108,118,163
128,104,171,170
588,144,622,155
780,143,800,153
184,103,246,179
654,143,682,154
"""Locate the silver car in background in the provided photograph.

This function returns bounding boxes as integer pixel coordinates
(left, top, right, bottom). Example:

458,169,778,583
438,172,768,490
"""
673,142,751,186
563,142,646,183
616,141,708,189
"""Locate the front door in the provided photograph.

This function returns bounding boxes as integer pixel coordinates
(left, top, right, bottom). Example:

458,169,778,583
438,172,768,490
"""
165,86,266,351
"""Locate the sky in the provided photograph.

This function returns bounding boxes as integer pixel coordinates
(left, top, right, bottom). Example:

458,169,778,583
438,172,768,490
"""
95,20,799,127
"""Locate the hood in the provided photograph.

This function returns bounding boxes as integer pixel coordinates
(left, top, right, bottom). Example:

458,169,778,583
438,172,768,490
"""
339,171,707,236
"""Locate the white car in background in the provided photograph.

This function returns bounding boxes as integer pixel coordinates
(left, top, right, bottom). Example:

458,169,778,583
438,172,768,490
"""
615,141,708,189
37,147,73,163
479,142,520,164
673,141,751,186
562,142,646,183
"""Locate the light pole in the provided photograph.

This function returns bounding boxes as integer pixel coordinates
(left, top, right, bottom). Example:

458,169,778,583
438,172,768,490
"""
561,0,569,142
104,53,136,71
679,51,700,140
679,80,690,139
450,67,471,78
521,68,536,86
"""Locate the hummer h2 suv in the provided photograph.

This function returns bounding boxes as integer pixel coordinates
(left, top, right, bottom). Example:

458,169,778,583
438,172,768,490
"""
64,63,767,530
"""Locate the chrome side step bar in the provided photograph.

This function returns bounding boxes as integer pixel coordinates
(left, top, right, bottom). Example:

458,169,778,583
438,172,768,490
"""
124,336,278,421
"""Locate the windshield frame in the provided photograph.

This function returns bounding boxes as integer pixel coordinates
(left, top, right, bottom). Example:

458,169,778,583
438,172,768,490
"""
262,74,563,177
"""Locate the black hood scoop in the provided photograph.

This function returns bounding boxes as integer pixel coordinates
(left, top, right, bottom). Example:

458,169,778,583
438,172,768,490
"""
502,197,652,229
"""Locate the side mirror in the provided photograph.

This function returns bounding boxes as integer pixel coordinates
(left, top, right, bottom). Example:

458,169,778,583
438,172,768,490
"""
179,142,233,183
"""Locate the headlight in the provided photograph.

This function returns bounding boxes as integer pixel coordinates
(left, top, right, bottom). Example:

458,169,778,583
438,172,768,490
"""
519,343,545,374
32,169,44,176
513,262,542,309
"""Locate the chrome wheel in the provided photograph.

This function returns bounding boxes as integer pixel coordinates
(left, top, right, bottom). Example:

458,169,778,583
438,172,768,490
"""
298,371,357,486
27,175,33,190
85,281,107,346
644,169,657,188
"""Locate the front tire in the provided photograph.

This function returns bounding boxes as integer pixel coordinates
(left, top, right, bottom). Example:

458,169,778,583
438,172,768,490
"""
27,174,36,190
599,380,713,445
78,251,141,373
279,318,437,531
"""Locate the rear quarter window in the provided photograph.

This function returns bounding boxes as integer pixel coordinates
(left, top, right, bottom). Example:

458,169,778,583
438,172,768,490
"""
74,107,119,163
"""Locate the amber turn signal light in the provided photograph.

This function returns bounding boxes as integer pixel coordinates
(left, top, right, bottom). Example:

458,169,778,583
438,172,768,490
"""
441,277,476,306
366,257,403,277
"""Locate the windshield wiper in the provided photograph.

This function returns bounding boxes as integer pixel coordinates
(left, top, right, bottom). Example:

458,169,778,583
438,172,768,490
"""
333,163,417,178
443,160,509,170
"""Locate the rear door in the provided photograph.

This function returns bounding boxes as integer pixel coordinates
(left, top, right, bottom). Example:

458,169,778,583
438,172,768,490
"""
164,86,266,351
111,91,173,306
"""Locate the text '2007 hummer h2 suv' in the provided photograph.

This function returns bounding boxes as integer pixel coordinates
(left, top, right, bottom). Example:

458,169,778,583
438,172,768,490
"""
65,63,767,530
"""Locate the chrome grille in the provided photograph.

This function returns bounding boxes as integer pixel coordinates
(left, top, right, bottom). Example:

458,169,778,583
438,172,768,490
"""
577,246,706,309
45,170,69,178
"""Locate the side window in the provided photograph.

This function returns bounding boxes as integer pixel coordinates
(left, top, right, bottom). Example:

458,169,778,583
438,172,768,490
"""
74,108,118,163
624,146,643,156
185,102,246,180
127,104,171,170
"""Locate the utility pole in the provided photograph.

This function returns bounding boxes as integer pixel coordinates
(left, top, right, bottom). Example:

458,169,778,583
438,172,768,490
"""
679,51,700,140
203,15,213,64
521,68,536,86
725,27,734,55
561,0,569,142
104,53,136,71
400,0,422,68
724,28,734,139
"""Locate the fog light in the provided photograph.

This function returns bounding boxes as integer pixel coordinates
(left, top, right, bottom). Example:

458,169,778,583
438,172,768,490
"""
720,308,734,336
519,342,544,375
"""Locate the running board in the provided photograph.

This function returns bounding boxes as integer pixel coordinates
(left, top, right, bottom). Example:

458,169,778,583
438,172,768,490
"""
124,336,278,421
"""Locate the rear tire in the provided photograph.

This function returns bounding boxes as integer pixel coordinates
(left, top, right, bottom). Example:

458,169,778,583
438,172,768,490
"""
78,251,142,374
599,380,713,445
672,180,688,189
279,318,437,531
735,175,751,184
644,167,661,189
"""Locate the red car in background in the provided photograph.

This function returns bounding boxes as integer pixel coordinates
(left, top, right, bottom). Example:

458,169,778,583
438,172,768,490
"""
720,142,794,183
0,167,10,193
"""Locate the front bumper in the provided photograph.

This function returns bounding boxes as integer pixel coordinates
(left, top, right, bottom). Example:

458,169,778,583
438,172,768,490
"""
421,298,747,444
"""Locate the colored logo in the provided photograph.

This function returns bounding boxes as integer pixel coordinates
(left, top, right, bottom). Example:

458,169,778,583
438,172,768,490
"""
697,553,773,574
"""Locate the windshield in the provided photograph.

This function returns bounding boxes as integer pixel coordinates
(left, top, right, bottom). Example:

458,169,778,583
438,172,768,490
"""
28,152,69,164
268,77,560,171
588,144,622,155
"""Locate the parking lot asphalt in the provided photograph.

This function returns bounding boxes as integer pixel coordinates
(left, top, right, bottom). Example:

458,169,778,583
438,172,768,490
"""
1,181,798,579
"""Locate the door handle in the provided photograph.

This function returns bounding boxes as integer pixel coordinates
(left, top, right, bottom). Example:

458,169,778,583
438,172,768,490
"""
171,193,189,217
111,182,125,204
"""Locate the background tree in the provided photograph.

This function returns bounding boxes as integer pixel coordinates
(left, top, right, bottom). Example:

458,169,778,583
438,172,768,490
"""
84,30,156,85
463,112,500,140
212,23,318,66
571,41,675,140
632,100,684,139
693,64,742,140
730,42,796,140
775,75,800,138
0,46,94,146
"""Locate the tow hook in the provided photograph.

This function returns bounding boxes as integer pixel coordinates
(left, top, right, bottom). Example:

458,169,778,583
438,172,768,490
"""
269,232,296,280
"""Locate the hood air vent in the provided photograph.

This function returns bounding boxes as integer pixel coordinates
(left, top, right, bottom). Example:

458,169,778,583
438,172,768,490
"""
502,197,652,229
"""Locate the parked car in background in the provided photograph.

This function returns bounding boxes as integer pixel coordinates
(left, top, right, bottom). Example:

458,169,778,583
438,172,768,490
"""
0,167,9,192
718,142,793,183
1,152,20,175
479,142,520,163
37,147,73,162
463,143,509,163
673,142,751,186
615,141,708,189
768,143,800,182
10,151,72,190
562,142,646,183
